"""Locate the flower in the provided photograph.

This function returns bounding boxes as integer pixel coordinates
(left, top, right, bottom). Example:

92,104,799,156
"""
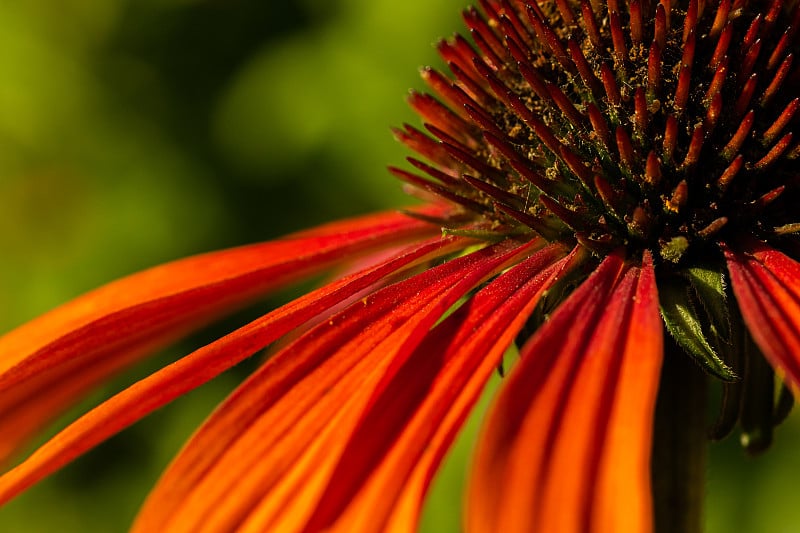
2,0,800,531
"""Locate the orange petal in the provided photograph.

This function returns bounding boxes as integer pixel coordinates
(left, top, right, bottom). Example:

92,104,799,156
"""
0,234,465,506
132,239,540,533
0,208,438,464
467,251,663,533
310,243,577,533
724,241,800,389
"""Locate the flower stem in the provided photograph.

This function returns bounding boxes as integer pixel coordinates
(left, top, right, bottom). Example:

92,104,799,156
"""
652,337,708,533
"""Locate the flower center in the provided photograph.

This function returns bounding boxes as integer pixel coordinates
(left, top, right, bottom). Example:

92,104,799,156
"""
395,0,800,264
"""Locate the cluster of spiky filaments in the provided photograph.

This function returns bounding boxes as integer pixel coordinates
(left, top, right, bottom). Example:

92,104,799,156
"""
391,0,800,262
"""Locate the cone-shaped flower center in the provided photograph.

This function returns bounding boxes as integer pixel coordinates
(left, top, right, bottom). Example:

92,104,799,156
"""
392,0,800,456
395,0,800,265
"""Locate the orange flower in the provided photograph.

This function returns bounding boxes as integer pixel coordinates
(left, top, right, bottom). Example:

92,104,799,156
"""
2,1,800,531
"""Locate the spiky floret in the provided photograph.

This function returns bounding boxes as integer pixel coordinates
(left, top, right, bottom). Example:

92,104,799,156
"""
393,0,800,264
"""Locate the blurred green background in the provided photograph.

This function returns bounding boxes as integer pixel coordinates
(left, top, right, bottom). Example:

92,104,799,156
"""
0,1,798,531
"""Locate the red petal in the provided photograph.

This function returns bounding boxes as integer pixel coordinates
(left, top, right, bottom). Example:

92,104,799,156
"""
132,239,541,533
0,234,466,506
310,243,577,532
467,251,663,533
0,208,439,463
724,241,800,389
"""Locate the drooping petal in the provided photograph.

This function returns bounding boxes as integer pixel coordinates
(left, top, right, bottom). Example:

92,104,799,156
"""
467,251,663,533
0,208,439,463
305,243,578,533
724,240,800,390
0,234,467,506
132,238,541,533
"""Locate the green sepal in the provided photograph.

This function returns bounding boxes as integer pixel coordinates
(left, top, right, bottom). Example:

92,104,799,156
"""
708,380,742,440
686,266,730,342
773,381,795,427
739,337,775,455
441,226,531,242
659,276,738,382
441,228,510,242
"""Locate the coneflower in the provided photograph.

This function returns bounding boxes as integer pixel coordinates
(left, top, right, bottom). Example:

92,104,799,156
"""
1,1,799,531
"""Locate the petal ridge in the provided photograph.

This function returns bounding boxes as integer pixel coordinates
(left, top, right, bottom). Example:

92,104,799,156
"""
0,209,438,464
467,251,662,533
0,235,465,506
725,241,800,389
132,239,539,533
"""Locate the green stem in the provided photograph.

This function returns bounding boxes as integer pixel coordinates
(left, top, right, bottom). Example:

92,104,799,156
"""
652,337,708,533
